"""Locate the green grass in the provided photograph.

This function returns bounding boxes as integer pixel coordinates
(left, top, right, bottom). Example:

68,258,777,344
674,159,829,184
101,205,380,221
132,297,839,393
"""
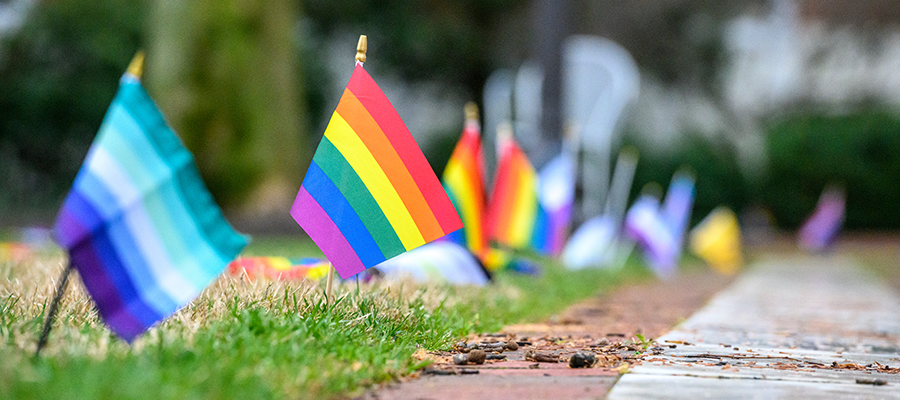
0,237,651,399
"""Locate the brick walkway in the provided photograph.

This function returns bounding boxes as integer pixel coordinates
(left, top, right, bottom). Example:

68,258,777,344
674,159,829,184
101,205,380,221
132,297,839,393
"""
360,270,732,400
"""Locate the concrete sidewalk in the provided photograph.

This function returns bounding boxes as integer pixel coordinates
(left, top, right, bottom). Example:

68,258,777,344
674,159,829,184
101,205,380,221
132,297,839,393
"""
609,255,900,399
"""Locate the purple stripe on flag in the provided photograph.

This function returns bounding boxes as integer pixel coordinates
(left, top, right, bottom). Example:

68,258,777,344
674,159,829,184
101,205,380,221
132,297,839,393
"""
60,192,163,335
291,186,366,279
68,235,150,338
548,204,571,256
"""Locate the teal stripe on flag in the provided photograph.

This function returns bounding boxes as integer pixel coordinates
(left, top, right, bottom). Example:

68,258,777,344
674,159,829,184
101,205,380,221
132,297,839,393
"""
96,104,223,292
117,81,247,263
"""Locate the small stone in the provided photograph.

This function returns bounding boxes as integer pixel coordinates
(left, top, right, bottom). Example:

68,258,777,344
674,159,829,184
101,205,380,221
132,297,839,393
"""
569,351,596,368
452,354,469,365
595,338,610,346
506,341,519,351
485,353,507,360
468,349,486,364
525,350,560,363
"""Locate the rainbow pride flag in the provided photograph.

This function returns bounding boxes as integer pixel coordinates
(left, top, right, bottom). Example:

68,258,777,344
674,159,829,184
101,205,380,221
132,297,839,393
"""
227,257,330,281
484,129,543,270
441,105,487,258
291,63,462,279
53,55,247,341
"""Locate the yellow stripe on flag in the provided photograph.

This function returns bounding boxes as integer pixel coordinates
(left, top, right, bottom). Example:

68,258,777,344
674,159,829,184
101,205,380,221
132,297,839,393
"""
324,114,425,249
444,159,483,253
507,161,538,247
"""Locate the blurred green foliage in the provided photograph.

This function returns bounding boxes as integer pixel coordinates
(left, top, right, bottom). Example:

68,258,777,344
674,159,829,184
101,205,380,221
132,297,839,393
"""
147,0,307,211
625,134,749,227
303,0,521,94
0,0,146,220
762,110,900,229
0,0,523,223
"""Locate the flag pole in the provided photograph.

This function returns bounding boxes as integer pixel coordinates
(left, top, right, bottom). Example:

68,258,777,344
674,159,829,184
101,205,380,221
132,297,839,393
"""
325,264,335,306
35,262,74,357
326,34,367,307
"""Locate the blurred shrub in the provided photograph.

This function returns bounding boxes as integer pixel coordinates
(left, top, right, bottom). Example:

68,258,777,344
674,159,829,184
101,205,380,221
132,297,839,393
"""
624,134,749,226
761,110,900,229
0,0,147,221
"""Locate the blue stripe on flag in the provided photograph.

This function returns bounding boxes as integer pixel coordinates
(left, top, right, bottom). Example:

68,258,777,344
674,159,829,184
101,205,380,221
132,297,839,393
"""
304,161,386,266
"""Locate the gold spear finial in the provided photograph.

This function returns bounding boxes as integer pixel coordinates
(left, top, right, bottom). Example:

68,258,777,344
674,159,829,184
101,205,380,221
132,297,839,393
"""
464,102,479,122
126,51,145,79
356,35,367,63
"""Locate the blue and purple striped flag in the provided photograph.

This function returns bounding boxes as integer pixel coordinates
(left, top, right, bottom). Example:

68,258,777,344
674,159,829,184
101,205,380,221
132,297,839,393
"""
53,55,247,341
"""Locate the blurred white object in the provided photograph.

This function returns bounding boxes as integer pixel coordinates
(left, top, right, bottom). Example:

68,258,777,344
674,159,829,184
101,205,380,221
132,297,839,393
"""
562,215,617,269
374,242,490,286
563,35,640,218
562,149,639,270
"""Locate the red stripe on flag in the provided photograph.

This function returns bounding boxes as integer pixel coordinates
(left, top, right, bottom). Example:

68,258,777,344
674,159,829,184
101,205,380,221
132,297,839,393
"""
334,89,443,241
346,65,462,237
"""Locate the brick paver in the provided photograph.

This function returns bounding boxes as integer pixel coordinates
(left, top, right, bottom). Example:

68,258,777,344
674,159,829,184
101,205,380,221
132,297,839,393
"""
360,270,731,400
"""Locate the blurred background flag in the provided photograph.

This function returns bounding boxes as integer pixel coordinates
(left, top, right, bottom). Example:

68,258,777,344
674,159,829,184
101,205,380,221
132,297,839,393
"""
798,185,846,252
484,124,542,270
441,102,487,259
291,40,462,280
624,189,678,278
534,141,576,256
227,257,331,282
561,215,618,269
660,171,696,257
52,53,248,342
689,206,743,275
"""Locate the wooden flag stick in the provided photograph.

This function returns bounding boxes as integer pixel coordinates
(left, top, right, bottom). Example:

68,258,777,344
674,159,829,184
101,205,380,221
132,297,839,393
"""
325,264,335,306
35,262,74,357
323,33,369,307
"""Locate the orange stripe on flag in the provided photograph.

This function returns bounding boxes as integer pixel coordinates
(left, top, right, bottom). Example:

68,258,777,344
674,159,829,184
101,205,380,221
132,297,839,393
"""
346,66,462,237
335,90,444,241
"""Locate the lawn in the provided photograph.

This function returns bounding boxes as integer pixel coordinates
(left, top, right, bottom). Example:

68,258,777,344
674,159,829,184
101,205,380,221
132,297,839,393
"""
0,236,652,399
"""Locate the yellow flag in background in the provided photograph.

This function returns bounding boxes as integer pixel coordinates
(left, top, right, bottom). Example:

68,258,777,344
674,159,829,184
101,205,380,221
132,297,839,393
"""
689,207,743,275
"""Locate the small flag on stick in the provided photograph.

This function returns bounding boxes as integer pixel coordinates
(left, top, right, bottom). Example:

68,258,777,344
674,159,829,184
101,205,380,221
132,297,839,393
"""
52,52,248,342
441,102,487,259
291,36,462,279
689,207,743,275
624,191,678,278
798,185,845,252
483,124,542,270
